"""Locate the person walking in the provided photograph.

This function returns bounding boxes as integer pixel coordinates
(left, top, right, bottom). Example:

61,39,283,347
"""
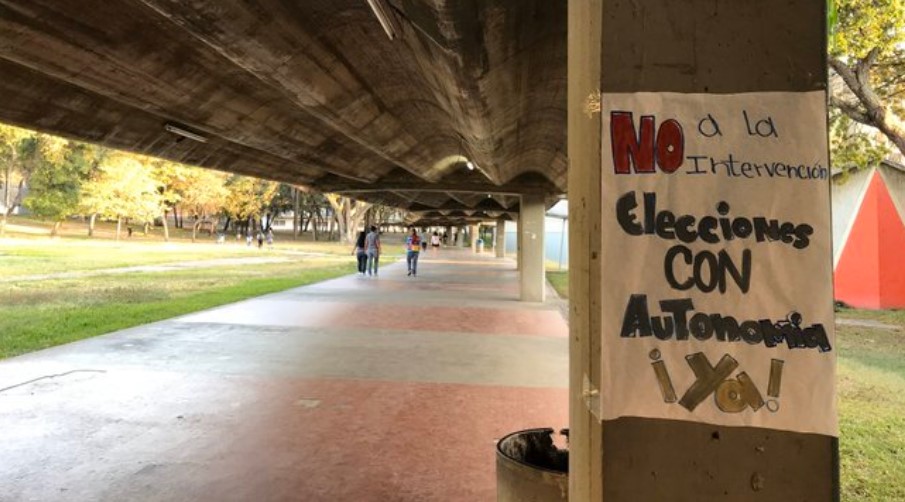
365,225,381,276
431,231,441,250
406,227,422,277
352,230,368,275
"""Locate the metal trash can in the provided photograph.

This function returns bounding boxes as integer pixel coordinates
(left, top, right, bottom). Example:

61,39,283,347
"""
496,428,568,502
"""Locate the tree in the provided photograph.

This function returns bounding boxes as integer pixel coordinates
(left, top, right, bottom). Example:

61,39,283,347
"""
262,183,296,232
0,126,66,235
299,190,328,240
23,141,97,236
222,175,279,237
325,193,372,244
179,168,228,242
0,125,29,235
81,153,163,240
151,161,186,241
829,0,905,162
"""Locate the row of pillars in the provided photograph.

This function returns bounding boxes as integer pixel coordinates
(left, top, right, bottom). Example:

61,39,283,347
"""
447,194,547,303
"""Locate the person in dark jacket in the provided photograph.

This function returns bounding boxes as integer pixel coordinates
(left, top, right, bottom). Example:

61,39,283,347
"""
352,230,368,275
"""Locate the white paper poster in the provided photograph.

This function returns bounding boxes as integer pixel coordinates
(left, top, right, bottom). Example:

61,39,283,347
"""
599,92,837,436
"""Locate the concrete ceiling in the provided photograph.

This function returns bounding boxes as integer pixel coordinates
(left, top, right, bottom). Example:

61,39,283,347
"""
0,0,566,213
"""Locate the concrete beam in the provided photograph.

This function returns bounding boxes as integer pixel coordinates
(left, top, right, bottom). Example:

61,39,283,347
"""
519,194,545,302
0,1,568,194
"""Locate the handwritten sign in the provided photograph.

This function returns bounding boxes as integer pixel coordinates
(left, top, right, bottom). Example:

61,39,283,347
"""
599,92,836,436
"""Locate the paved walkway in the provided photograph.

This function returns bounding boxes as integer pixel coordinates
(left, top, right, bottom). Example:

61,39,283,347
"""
0,248,568,502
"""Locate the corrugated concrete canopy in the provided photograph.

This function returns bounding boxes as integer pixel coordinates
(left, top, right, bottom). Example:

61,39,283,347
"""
0,0,566,213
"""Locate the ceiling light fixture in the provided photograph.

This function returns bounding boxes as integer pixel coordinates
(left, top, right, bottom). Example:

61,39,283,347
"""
367,0,401,41
466,161,475,170
164,123,208,143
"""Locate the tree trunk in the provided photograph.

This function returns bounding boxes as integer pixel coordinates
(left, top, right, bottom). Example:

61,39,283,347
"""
50,220,62,237
192,220,198,243
292,188,300,239
1,163,9,237
88,213,96,237
115,217,122,241
1,177,26,237
162,211,169,241
313,209,320,241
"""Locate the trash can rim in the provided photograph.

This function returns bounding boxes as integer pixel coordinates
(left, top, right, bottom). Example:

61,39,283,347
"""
496,427,568,475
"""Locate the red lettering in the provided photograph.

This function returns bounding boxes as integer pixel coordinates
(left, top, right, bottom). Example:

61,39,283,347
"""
612,112,686,174
656,119,685,173
611,112,655,174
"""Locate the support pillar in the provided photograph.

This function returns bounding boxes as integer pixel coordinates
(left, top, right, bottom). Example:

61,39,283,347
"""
495,218,506,258
458,226,467,248
519,194,545,302
567,0,835,500
516,214,523,270
470,224,480,253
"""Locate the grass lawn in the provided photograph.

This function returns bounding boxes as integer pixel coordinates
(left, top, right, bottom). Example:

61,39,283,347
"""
0,258,355,359
546,270,569,298
0,219,408,358
835,309,905,501
546,272,905,501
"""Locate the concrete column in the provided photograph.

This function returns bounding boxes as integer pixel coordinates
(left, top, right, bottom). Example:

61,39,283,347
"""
519,194,545,302
568,0,833,500
567,3,603,497
445,225,452,245
495,218,506,258
516,214,523,270
458,226,467,248
470,224,480,253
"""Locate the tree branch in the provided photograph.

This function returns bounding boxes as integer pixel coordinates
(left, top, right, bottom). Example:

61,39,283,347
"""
830,54,905,156
829,95,871,124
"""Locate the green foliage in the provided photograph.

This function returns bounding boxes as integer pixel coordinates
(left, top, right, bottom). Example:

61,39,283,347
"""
0,124,31,164
831,0,905,59
829,0,905,169
154,160,228,218
81,152,164,223
223,175,279,221
2,122,295,235
830,113,890,180
24,142,96,221
827,0,838,37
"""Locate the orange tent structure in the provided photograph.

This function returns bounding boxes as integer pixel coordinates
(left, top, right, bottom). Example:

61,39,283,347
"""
833,161,905,309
